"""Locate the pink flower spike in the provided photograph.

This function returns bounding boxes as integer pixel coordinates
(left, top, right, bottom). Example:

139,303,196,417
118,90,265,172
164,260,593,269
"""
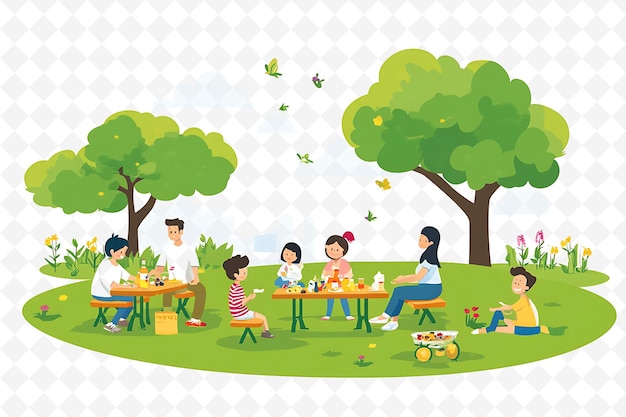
358,355,365,360
535,230,544,244
517,234,526,248
40,305,49,312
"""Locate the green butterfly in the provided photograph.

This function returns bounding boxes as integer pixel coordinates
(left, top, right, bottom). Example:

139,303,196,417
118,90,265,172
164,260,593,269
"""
265,58,282,78
279,103,289,111
365,210,377,222
297,153,313,164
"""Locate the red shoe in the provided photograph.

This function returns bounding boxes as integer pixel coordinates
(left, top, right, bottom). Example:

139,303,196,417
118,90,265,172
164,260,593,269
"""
185,319,206,327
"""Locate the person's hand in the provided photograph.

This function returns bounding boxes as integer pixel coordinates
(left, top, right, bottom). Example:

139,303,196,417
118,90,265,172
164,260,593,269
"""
248,293,256,300
391,275,402,285
489,307,499,312
189,277,199,285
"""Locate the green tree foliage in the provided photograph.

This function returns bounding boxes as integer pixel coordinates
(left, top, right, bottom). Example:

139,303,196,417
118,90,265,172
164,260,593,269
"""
25,111,237,254
342,49,569,266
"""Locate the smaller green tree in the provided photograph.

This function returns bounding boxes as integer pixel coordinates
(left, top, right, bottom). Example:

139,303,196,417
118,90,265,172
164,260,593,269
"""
25,111,237,254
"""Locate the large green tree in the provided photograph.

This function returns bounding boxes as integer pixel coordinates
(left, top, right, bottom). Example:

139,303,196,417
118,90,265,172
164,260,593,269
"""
25,111,237,255
342,49,569,266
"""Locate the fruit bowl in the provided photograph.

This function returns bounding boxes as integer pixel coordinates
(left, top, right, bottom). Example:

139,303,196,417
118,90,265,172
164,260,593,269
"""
411,330,458,349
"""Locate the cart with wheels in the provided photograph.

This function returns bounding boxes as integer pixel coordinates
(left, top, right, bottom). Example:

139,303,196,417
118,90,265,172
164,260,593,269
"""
411,330,460,362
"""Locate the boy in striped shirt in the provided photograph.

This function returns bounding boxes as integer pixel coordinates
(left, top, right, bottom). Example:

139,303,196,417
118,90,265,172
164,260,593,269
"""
223,255,274,338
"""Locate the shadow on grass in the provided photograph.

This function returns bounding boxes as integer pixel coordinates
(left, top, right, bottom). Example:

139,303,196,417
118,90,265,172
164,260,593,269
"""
33,314,62,321
216,331,309,351
72,309,222,335
322,350,342,357
548,326,568,336
391,350,485,369
544,301,561,307
403,311,451,330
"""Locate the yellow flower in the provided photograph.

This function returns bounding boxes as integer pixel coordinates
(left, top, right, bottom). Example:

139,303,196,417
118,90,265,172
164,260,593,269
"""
439,118,446,123
368,343,376,348
198,268,205,274
45,237,51,246
58,294,68,301
560,240,567,248
89,245,97,253
565,236,571,244
373,115,383,126
51,234,58,241
98,191,104,196
550,246,558,254
583,247,592,257
113,135,119,139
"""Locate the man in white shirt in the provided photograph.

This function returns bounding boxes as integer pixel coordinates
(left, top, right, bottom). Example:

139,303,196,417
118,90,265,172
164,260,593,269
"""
149,218,207,327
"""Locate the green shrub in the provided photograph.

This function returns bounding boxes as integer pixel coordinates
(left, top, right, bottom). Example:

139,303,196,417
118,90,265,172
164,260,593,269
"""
196,235,233,272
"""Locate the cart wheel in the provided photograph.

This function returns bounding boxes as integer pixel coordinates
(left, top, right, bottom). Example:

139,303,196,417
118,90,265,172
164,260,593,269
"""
415,347,432,362
435,349,445,357
446,341,460,361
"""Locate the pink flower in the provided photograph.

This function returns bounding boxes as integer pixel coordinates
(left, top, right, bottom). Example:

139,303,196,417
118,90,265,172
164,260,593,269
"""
358,355,365,360
40,305,49,312
535,230,544,244
517,234,526,248
464,308,470,314
343,231,355,242
473,313,479,318
471,306,478,311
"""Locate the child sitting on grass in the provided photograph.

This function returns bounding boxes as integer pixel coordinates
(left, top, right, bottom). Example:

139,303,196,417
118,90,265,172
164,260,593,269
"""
223,255,274,339
472,266,550,335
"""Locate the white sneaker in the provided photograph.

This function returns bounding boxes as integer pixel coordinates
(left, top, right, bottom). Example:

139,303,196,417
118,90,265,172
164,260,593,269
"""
369,316,389,324
381,321,399,331
346,316,355,321
103,323,121,333
471,328,483,335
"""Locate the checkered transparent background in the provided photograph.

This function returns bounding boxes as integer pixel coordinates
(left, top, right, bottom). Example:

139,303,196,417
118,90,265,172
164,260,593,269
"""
1,1,625,416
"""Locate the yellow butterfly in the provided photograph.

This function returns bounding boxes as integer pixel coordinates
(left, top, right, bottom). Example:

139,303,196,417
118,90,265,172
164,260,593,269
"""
375,178,391,191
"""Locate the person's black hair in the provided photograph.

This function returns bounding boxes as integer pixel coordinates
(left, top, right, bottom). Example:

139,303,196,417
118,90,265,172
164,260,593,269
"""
325,235,349,259
281,242,302,263
165,218,184,231
104,234,128,257
223,255,250,280
420,226,441,268
510,266,537,290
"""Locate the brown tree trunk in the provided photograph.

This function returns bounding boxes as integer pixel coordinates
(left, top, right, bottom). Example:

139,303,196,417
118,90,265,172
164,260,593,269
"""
413,167,499,266
117,169,157,256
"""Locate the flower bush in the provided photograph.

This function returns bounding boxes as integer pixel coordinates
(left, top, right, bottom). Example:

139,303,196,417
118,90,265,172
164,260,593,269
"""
464,306,481,329
353,355,372,367
44,235,61,271
85,237,104,273
505,232,592,274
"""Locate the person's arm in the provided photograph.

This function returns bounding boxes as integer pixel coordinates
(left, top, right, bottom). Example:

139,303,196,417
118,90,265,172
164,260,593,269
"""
189,266,200,285
149,265,165,280
392,267,428,284
277,264,287,277
242,293,256,305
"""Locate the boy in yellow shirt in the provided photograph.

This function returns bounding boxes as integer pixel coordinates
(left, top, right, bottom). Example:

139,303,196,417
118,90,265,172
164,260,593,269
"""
472,266,549,335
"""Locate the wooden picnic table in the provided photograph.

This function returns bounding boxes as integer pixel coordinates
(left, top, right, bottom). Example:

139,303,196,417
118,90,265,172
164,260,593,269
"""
110,280,187,331
272,286,389,333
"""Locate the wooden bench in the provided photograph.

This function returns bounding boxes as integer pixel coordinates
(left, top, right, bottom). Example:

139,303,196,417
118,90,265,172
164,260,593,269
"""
174,291,195,319
90,299,133,326
230,318,264,344
404,298,446,325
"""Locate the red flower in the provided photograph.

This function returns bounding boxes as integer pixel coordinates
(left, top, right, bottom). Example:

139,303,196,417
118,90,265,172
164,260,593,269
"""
464,308,470,314
40,305,49,312
358,355,365,360
472,306,478,311
473,313,479,318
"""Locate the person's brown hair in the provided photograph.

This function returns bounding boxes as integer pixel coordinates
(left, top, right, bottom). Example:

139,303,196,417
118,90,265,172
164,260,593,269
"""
165,218,185,231
510,266,537,290
223,255,250,280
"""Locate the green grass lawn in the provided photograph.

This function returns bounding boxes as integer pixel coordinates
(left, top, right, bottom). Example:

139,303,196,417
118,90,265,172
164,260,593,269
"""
25,262,615,377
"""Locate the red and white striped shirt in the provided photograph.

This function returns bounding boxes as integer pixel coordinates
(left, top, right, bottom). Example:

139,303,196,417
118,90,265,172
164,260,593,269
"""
228,282,249,317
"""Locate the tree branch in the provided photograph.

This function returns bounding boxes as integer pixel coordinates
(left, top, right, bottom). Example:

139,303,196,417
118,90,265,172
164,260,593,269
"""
135,195,157,223
413,166,474,216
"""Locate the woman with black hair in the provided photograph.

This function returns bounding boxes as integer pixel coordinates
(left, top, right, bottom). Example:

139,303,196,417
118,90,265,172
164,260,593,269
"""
369,226,442,331
274,242,304,288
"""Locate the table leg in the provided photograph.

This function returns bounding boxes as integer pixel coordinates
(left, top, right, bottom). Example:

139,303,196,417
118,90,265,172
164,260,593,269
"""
354,298,363,330
297,299,308,330
127,295,146,332
291,299,297,332
354,299,372,333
